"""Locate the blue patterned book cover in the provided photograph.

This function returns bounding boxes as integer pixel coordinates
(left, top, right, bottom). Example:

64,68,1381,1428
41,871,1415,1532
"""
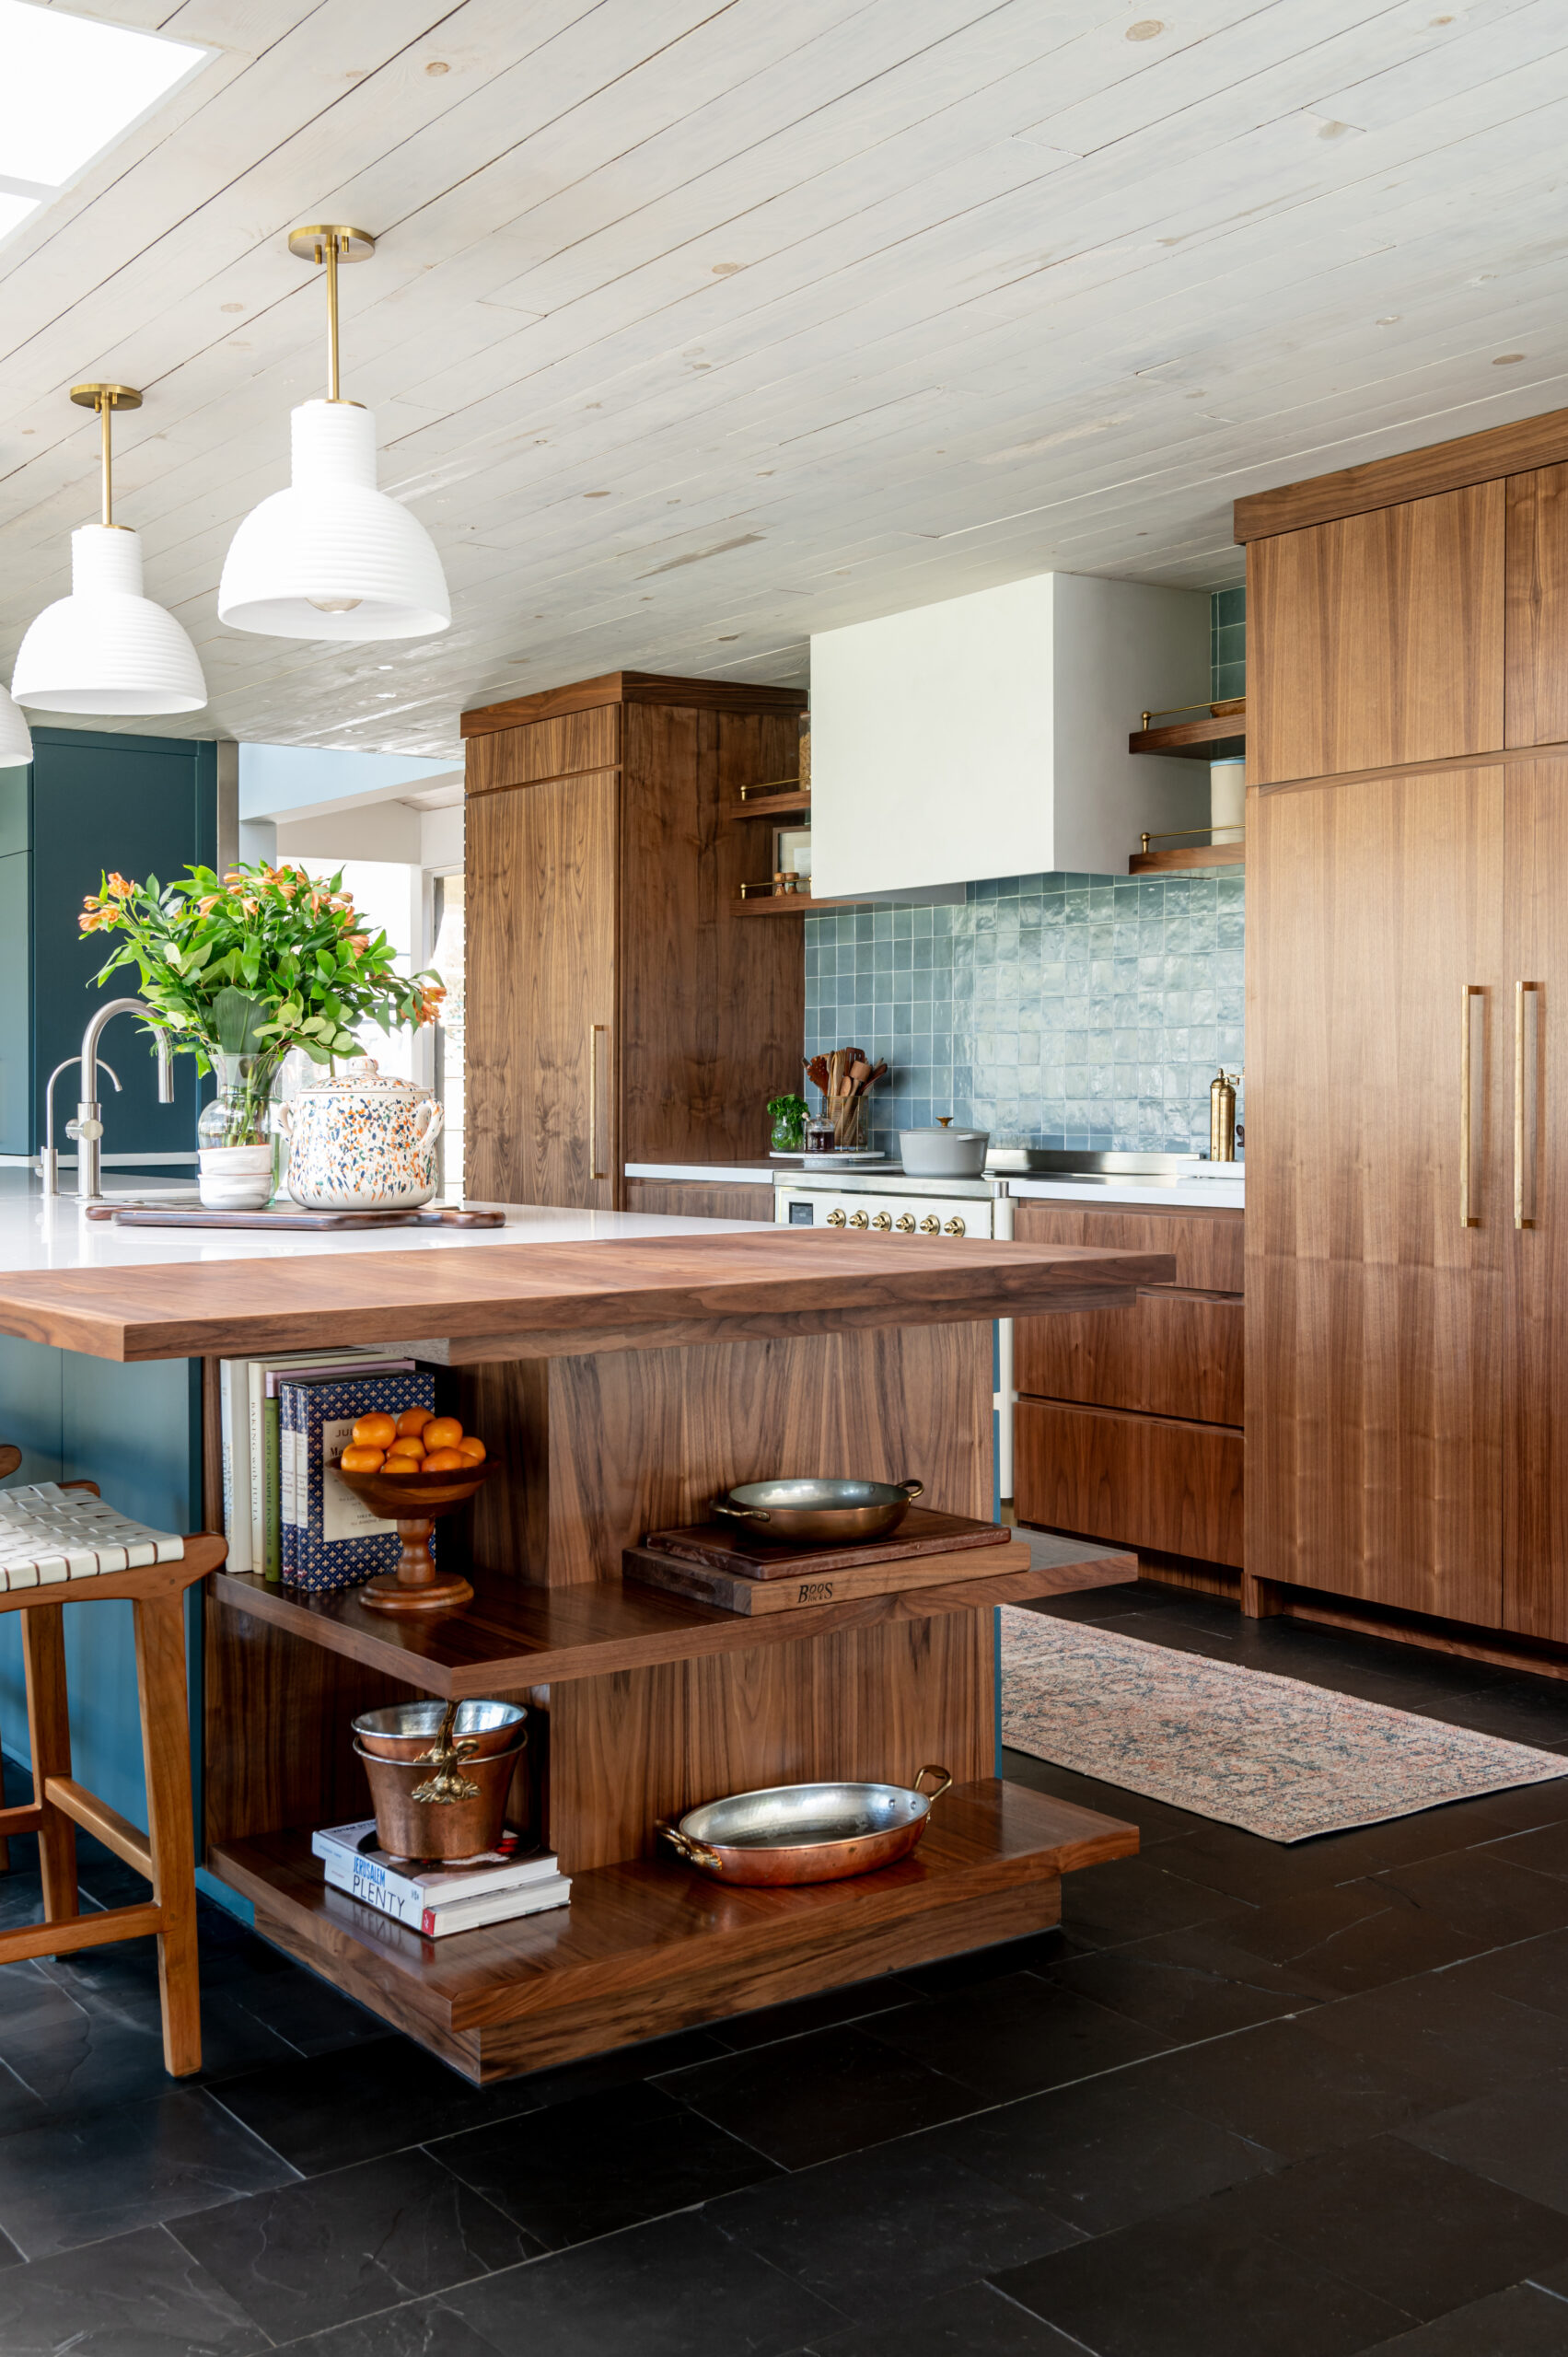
282,1369,435,1595
278,1361,412,1584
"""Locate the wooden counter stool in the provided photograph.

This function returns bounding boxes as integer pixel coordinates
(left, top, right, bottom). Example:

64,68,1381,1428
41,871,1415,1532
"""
0,1480,225,2077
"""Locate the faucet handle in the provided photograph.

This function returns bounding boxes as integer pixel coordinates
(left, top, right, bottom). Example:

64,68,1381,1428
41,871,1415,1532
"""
68,1117,103,1141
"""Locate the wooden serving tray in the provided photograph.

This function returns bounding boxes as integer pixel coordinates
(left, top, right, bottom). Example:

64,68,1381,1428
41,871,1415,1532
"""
626,1537,1032,1614
641,1504,1010,1580
84,1203,505,1231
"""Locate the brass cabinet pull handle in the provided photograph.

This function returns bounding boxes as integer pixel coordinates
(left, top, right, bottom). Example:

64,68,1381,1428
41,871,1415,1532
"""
588,1023,609,1181
1516,983,1541,1230
1461,984,1483,1228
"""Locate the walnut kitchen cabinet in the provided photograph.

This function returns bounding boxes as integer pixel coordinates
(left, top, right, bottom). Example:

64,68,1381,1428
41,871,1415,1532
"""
1013,1202,1244,1573
462,672,806,1209
1237,402,1568,1655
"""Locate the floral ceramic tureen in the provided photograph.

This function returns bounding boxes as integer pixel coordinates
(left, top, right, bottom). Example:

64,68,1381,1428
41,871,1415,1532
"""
279,1060,444,1211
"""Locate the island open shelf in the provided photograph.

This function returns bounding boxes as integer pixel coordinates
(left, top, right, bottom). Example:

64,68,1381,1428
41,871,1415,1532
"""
213,1781,1139,2081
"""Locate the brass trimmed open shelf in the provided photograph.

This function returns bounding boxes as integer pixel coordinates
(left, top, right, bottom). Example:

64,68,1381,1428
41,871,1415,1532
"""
1130,840,1246,877
735,888,858,914
1130,702,1246,760
726,784,810,821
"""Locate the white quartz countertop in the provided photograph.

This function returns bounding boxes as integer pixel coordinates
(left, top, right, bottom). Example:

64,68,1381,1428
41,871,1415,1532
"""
1007,1175,1244,1210
627,1158,1244,1212
624,1160,780,1185
0,1174,771,1278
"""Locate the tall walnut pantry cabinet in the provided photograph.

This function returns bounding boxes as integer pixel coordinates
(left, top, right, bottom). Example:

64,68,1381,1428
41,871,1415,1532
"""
1240,417,1568,1648
461,670,806,1210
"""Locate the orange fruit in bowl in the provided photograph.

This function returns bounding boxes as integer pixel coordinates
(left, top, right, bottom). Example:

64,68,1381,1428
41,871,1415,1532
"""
422,1416,464,1453
456,1435,485,1463
339,1445,385,1473
384,1435,425,1457
352,1412,397,1449
423,1447,468,1472
395,1407,434,1439
379,1455,424,1477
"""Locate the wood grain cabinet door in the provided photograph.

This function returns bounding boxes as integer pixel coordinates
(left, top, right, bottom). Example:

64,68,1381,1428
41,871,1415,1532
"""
1506,466,1568,749
1248,767,1505,1622
1249,484,1504,785
465,771,619,1210
1504,761,1568,1636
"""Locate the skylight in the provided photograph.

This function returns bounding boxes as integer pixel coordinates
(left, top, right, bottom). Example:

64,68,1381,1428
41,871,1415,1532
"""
0,1,208,237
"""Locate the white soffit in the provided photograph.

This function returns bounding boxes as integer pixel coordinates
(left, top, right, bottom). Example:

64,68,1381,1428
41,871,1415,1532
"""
0,2,1562,757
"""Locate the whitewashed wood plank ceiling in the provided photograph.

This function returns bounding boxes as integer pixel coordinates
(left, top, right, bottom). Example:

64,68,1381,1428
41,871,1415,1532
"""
2,0,1564,755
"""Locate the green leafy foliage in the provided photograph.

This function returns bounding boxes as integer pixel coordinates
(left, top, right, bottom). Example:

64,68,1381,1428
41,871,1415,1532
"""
80,861,446,1073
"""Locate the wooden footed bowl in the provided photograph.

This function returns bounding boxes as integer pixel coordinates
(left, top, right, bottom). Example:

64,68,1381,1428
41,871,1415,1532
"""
336,1457,496,1616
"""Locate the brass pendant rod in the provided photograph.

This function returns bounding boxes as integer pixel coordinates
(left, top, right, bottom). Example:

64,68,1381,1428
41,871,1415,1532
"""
99,394,112,528
324,230,340,402
285,225,377,404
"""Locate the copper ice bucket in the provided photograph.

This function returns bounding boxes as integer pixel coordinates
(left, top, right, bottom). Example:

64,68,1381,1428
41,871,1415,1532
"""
352,1699,528,1861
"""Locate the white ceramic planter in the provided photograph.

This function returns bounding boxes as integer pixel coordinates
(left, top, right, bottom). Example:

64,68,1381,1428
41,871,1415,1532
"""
279,1060,444,1211
198,1143,273,1210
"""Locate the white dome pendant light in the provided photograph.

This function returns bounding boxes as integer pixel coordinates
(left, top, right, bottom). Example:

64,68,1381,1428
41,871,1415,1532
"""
12,385,207,716
0,688,31,770
218,226,450,641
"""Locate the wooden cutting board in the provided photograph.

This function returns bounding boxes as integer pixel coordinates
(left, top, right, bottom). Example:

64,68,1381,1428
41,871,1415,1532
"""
83,1203,505,1231
626,1537,1033,1614
641,1504,1011,1580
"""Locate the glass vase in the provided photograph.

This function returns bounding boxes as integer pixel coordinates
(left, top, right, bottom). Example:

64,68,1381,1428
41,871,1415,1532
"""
198,1051,283,1210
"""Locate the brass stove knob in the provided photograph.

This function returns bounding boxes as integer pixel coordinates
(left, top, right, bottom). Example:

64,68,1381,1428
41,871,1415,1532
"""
944,1216,967,1237
871,1210,893,1231
895,1213,917,1233
826,1207,847,1227
919,1214,941,1235
850,1208,870,1229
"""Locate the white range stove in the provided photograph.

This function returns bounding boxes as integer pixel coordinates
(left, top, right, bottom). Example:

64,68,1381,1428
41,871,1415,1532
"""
775,1166,1016,1491
773,1167,1002,1240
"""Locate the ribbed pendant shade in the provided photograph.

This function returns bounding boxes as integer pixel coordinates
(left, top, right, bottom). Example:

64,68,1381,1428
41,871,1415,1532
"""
218,401,450,641
0,686,32,769
12,525,207,715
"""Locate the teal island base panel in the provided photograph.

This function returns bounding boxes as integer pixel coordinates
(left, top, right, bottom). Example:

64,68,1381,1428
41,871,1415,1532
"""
0,1335,250,1921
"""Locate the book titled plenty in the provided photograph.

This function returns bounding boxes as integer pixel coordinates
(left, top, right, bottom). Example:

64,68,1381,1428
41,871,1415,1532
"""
312,1820,571,1938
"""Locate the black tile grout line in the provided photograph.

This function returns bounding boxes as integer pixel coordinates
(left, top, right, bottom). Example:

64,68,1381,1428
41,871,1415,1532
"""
1524,2274,1568,2306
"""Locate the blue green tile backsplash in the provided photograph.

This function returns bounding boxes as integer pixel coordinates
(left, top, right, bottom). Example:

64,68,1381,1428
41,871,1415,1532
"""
804,870,1245,1156
802,586,1246,1158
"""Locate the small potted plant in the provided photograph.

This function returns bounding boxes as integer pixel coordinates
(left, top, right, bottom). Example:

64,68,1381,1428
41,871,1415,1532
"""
80,861,445,1208
767,1091,808,1153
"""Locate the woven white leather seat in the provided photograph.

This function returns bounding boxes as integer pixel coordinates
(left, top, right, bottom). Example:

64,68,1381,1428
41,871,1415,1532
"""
0,1481,184,1590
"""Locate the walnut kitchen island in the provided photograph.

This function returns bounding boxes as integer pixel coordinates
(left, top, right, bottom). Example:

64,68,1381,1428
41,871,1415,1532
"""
0,1198,1168,2081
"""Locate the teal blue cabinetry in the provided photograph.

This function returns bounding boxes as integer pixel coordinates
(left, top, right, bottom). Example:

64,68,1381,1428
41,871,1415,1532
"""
0,727,216,1158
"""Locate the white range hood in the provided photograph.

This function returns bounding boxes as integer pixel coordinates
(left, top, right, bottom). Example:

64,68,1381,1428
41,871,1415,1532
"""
808,571,1210,900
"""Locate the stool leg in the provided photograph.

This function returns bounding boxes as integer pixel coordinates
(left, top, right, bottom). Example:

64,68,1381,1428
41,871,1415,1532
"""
134,1594,201,2077
21,1606,77,1929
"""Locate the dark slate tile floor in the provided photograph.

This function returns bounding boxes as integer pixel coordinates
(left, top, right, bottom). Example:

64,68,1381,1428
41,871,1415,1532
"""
10,1582,1568,2350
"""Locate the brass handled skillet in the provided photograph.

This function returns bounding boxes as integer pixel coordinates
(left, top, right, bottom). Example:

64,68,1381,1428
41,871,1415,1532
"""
658,1766,951,1887
710,1475,923,1546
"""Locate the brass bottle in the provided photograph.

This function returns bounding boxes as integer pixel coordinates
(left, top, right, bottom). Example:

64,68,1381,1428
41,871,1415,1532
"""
1209,1069,1240,1162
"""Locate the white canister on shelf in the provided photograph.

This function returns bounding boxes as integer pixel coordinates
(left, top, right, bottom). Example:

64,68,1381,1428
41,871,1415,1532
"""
277,1059,444,1211
1211,758,1246,845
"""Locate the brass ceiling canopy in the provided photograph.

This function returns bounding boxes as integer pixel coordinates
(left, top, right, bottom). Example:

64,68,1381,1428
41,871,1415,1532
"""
287,224,377,403
67,382,144,528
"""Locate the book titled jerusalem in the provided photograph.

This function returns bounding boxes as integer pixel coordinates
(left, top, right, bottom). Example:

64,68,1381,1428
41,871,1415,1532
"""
281,1368,434,1594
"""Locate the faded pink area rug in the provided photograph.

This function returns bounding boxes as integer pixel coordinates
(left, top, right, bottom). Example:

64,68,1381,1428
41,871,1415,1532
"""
1000,1607,1568,1842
